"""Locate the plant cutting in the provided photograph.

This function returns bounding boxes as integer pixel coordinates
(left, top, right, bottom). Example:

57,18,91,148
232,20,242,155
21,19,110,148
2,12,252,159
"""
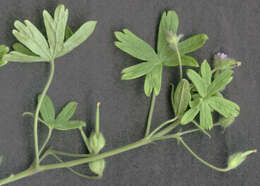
0,4,256,185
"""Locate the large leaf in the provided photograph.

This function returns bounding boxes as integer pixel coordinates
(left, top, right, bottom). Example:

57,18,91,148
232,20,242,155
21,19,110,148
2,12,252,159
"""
181,105,200,125
121,62,156,80
163,54,199,67
200,102,213,129
207,70,233,96
56,101,78,122
173,79,191,116
207,96,240,118
157,10,179,58
38,94,55,123
57,21,97,57
13,20,50,60
114,29,159,61
186,69,207,97
178,34,208,54
54,120,86,130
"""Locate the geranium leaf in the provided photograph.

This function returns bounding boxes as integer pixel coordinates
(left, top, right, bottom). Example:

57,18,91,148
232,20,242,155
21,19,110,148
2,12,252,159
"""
56,101,78,122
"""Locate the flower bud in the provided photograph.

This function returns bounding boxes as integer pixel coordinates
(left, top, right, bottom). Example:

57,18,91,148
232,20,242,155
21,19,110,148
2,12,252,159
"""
219,116,235,129
89,159,106,176
214,52,241,71
165,31,183,47
89,132,106,154
227,149,257,170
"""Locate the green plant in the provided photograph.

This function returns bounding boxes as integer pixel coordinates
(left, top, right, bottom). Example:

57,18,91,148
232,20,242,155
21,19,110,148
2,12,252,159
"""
0,4,256,185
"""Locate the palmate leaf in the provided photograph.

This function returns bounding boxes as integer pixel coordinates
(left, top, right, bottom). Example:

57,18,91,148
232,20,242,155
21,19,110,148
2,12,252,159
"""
200,60,212,86
3,4,97,63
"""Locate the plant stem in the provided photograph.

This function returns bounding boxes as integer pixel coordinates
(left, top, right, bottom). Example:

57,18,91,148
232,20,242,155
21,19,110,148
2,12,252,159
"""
174,44,183,80
33,60,55,166
48,149,92,158
49,153,101,180
145,90,156,137
39,129,53,156
153,120,180,137
148,117,178,138
179,138,228,172
79,128,92,153
41,138,150,170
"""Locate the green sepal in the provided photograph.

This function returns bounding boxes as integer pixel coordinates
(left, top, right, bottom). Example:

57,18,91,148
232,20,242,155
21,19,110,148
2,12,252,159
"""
89,159,106,176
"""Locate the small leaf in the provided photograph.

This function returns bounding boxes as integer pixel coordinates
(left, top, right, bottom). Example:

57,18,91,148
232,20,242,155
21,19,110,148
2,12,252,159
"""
54,120,86,130
144,73,153,97
114,29,159,61
207,96,240,118
163,55,199,67
57,21,97,57
207,70,233,96
181,105,200,125
121,62,156,80
200,102,213,130
173,79,191,117
200,60,212,86
12,43,37,56
38,94,55,123
186,69,207,97
178,34,208,54
56,101,78,122
0,45,9,67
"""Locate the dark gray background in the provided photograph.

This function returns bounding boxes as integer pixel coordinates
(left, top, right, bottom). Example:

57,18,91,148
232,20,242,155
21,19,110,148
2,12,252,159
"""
0,0,259,185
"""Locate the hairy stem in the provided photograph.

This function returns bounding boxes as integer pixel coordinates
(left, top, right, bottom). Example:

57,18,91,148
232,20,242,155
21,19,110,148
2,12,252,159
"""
33,60,55,166
145,90,156,137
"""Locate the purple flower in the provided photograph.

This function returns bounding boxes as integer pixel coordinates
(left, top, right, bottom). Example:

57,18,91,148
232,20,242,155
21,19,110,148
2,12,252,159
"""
215,52,227,60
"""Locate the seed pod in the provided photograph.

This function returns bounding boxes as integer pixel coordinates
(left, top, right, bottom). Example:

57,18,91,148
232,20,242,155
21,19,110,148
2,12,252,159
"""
227,150,257,170
89,132,106,154
89,159,106,176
